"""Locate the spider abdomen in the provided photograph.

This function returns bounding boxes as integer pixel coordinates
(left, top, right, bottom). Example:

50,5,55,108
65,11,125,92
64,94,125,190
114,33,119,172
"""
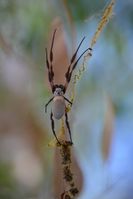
52,96,65,120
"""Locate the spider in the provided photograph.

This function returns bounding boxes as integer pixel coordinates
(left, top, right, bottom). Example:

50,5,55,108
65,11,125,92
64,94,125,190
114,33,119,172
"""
45,29,92,145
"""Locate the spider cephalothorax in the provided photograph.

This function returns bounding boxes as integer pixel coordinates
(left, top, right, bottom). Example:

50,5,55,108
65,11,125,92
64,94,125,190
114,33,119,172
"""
54,88,64,97
52,84,66,95
45,29,92,145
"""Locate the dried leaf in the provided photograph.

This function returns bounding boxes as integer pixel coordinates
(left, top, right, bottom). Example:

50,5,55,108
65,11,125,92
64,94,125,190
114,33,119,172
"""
101,97,114,161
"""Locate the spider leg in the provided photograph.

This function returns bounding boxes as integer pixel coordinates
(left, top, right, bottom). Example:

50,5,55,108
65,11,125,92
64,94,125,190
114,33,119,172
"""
68,47,92,82
45,48,53,89
65,110,73,144
45,97,54,113
45,29,57,91
64,97,73,106
50,111,61,145
65,37,85,89
65,47,92,89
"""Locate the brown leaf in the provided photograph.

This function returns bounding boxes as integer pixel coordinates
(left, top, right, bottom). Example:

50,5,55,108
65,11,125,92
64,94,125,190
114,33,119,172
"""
101,96,115,161
49,19,83,199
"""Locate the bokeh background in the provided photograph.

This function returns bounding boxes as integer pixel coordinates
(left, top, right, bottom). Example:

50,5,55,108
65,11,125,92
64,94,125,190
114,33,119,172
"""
0,0,133,198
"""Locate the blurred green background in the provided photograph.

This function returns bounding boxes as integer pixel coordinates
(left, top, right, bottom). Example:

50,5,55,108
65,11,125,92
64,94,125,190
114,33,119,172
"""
0,0,133,198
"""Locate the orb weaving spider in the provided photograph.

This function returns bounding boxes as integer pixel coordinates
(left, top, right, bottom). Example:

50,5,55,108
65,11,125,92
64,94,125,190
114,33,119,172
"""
45,29,92,145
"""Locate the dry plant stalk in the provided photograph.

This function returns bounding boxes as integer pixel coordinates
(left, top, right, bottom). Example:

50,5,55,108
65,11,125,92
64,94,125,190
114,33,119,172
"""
59,141,79,199
70,0,115,99
90,0,115,48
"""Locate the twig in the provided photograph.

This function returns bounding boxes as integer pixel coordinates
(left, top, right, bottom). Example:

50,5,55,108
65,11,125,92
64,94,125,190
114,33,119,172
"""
58,141,79,199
